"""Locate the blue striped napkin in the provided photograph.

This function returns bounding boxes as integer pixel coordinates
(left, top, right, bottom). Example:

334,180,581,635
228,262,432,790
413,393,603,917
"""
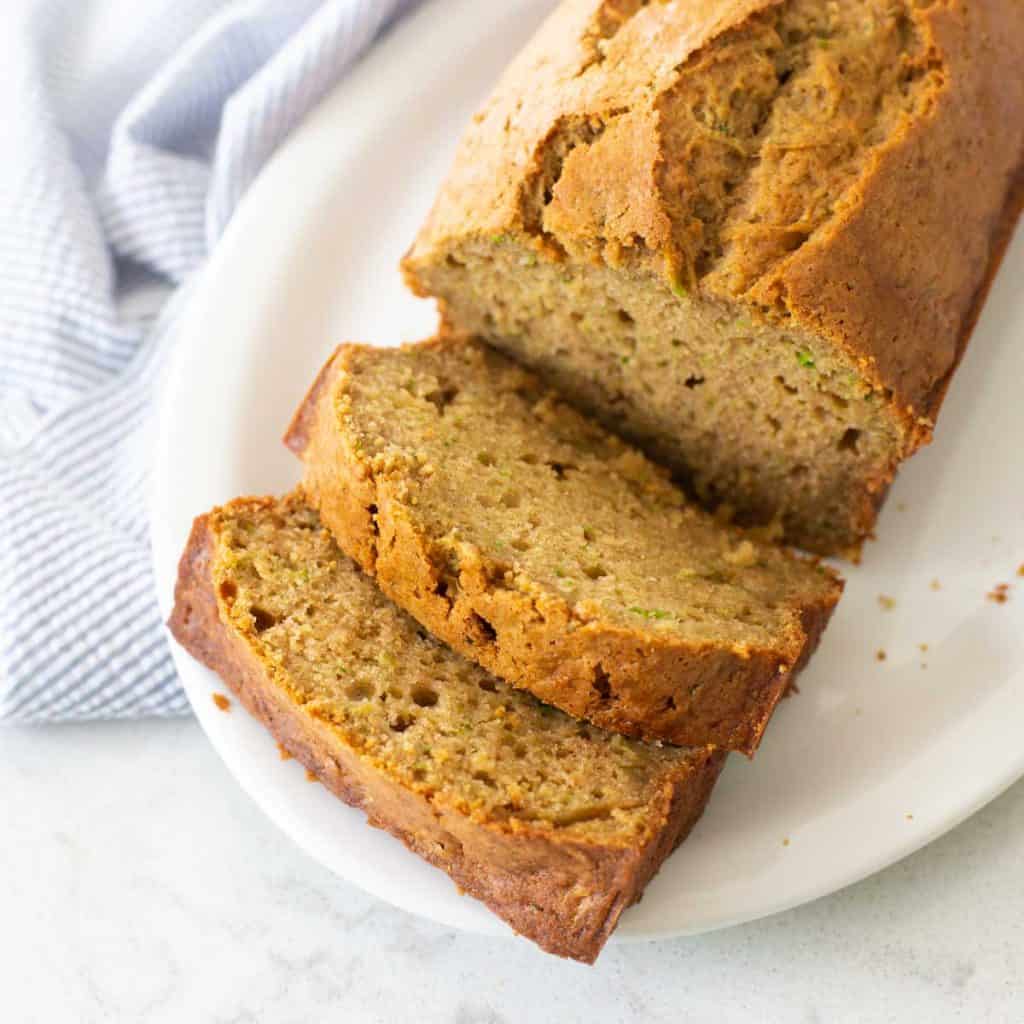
0,0,418,722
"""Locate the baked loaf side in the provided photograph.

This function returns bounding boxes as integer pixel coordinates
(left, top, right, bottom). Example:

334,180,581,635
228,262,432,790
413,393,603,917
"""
285,338,841,753
403,0,1024,555
168,493,724,963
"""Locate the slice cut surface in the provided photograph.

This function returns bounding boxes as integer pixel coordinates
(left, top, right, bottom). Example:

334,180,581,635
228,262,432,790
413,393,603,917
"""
168,493,723,963
286,337,842,753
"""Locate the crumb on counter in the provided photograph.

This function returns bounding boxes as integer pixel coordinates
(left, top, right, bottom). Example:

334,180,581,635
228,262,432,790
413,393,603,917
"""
878,595,896,610
929,579,941,591
918,643,928,653
212,693,231,712
906,813,914,821
277,743,293,761
782,837,790,847
1018,564,1024,578
987,583,1010,604
875,649,887,662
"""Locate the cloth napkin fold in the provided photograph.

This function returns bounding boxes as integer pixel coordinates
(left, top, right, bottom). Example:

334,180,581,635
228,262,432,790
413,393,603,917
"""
0,0,418,722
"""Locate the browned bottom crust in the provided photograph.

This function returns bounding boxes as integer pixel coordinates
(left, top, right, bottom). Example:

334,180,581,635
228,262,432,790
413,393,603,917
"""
168,513,726,963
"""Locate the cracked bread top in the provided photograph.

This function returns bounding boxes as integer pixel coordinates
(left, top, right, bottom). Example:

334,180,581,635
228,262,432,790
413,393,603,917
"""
406,0,1024,427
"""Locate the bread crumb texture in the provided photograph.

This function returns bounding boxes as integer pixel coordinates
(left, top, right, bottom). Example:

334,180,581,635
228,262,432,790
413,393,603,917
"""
335,339,838,647
295,338,843,750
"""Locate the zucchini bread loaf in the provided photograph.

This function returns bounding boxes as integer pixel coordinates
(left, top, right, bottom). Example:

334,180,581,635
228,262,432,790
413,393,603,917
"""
403,0,1024,555
169,493,725,963
285,337,841,754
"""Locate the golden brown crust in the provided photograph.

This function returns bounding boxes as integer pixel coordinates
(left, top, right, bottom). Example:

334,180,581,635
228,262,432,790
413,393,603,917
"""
285,356,380,571
408,0,1023,419
769,1,1024,430
168,508,725,963
403,0,780,263
287,343,841,754
921,163,1024,427
836,163,1024,552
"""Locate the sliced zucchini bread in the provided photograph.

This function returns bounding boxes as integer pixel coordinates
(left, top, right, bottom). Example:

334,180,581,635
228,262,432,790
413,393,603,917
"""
286,337,842,754
168,492,725,963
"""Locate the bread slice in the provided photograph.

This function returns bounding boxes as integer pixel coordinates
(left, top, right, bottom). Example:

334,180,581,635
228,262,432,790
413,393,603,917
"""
402,0,1024,555
168,492,725,963
285,337,841,754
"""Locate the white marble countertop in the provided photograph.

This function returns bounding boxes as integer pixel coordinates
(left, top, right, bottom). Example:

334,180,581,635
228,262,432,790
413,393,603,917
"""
3,717,1023,1023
